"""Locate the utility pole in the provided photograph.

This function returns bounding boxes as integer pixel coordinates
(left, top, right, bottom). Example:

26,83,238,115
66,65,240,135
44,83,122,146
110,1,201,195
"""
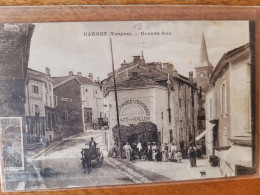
109,37,122,158
191,86,195,145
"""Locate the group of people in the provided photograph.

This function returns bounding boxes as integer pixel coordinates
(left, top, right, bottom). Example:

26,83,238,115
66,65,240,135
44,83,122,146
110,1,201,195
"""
113,141,201,168
118,141,183,163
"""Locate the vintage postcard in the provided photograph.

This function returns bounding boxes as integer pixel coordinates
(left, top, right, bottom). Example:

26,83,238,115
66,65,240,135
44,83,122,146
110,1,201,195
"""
0,21,256,191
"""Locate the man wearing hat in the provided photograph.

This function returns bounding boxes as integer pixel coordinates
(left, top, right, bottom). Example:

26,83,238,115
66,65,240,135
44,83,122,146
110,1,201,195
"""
146,142,152,161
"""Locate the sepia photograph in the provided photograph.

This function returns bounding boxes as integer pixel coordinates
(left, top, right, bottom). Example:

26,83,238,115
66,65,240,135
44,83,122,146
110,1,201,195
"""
0,20,256,191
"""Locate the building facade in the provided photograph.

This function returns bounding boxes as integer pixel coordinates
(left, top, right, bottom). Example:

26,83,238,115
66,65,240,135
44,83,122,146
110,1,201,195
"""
205,43,254,176
24,68,56,144
102,54,199,155
53,71,103,137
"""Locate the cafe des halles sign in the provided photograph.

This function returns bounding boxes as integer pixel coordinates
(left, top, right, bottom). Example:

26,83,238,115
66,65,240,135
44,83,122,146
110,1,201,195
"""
118,99,151,125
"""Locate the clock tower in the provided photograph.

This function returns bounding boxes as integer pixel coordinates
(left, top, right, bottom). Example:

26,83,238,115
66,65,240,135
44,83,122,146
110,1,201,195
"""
194,33,214,91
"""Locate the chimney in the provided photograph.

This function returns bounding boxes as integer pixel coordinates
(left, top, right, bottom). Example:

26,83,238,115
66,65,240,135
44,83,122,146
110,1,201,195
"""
88,73,93,81
94,77,100,82
189,71,194,83
133,56,141,64
77,72,82,77
45,67,51,77
69,71,73,76
173,69,178,77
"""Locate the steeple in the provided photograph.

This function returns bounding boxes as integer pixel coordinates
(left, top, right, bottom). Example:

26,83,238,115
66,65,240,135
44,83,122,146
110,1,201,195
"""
196,33,213,68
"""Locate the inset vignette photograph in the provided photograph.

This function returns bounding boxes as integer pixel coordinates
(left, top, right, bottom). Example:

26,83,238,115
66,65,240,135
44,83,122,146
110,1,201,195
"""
0,20,256,192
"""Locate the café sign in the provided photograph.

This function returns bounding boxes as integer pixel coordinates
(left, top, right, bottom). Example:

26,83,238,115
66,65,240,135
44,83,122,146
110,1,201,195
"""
118,99,150,125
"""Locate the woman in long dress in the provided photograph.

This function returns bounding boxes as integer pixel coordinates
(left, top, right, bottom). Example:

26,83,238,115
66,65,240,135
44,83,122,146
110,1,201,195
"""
170,143,177,162
162,143,168,162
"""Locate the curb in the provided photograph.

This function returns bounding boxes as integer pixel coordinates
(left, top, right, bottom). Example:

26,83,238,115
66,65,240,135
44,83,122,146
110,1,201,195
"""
105,157,151,184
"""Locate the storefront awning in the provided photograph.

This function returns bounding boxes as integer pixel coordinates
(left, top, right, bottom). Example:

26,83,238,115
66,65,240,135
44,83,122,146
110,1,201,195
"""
195,129,209,141
215,144,252,167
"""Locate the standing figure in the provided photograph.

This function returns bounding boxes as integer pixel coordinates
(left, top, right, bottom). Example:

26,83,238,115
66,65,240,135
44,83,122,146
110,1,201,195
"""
188,142,197,167
146,142,152,161
137,141,142,159
123,142,132,161
89,137,97,155
196,143,202,158
112,142,118,158
155,144,162,162
170,143,177,162
162,143,169,162
152,142,158,161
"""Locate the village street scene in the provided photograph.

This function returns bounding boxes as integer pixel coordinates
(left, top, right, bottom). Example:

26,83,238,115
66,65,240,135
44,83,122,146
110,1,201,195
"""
0,21,255,191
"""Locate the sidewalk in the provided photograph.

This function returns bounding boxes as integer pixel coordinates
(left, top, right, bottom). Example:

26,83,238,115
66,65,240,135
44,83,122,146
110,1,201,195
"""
106,157,224,183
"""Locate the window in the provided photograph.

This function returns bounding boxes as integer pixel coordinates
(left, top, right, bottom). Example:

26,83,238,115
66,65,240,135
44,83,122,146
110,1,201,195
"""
49,84,51,91
220,82,227,116
210,99,213,118
32,85,39,94
95,90,98,94
50,96,52,107
85,89,88,92
47,114,51,129
161,112,163,119
179,99,182,108
214,92,217,117
45,82,48,92
51,114,55,129
54,96,58,107
45,94,48,105
63,110,69,122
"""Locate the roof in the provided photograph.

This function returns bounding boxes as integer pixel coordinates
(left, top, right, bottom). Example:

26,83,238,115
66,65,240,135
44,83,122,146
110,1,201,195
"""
53,75,99,87
210,43,250,84
27,68,54,82
116,76,160,88
196,33,213,68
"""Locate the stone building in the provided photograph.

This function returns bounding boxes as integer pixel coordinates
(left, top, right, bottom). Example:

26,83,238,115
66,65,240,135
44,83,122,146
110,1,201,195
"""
53,71,103,137
205,43,254,176
0,23,35,188
102,54,199,155
24,67,56,144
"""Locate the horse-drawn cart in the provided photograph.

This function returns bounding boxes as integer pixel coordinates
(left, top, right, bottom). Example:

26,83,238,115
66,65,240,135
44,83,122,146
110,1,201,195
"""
81,144,103,173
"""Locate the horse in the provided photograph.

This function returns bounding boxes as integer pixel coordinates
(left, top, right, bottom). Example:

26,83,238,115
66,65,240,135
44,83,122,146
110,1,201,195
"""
81,148,92,174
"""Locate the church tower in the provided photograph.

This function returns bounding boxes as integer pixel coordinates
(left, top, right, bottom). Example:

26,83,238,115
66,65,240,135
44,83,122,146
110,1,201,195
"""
194,33,214,91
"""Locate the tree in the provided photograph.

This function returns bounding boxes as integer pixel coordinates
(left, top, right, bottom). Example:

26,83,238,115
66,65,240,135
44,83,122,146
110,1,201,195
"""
112,122,158,145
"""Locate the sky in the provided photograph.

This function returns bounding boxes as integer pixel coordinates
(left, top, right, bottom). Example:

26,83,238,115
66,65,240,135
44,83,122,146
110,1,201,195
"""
28,21,250,80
